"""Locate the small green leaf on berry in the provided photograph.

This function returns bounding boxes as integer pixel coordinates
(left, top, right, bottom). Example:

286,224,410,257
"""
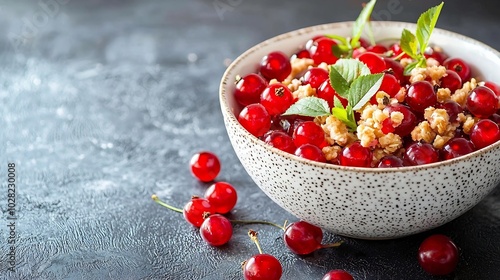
329,59,371,97
351,0,377,49
416,2,444,54
282,97,331,117
349,73,384,110
400,29,418,59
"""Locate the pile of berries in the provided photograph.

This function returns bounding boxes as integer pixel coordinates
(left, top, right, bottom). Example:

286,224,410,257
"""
152,151,460,278
235,37,500,167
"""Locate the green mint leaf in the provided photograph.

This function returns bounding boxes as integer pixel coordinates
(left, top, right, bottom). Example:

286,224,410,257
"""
333,96,344,109
329,59,371,97
417,57,427,68
349,73,384,110
400,29,418,59
351,0,377,48
329,66,350,97
331,105,357,131
282,97,331,117
403,61,419,76
416,2,444,55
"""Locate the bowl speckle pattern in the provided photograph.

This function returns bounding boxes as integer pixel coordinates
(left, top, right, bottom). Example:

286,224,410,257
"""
220,22,500,239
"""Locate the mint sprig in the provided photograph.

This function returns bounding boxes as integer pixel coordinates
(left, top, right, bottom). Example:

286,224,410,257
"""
282,97,331,117
399,2,444,75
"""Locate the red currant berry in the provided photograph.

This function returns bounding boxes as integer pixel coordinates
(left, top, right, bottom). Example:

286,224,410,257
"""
183,197,215,227
357,52,386,74
406,81,437,113
424,47,448,65
439,70,462,93
204,182,237,214
263,130,296,154
243,254,282,280
418,234,459,276
259,51,291,81
441,137,475,160
260,83,294,115
317,80,348,109
322,270,354,280
292,49,311,59
444,58,471,82
484,81,500,97
309,37,339,65
302,67,329,89
284,221,323,255
437,100,463,123
383,57,404,84
383,104,417,137
377,155,404,168
381,118,395,134
366,44,388,54
358,38,370,48
234,74,268,106
470,119,500,149
238,104,271,137
466,86,498,118
293,121,325,147
370,73,400,104
295,144,326,163
339,142,373,167
190,152,221,182
389,43,410,59
199,214,233,246
404,142,439,166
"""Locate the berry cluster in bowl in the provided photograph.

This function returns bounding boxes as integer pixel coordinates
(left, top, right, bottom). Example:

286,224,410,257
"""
234,35,500,168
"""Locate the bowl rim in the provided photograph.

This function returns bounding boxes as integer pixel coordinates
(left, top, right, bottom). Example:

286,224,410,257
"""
220,21,500,173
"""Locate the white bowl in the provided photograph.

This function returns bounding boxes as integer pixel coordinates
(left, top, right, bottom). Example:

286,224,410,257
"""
219,21,500,239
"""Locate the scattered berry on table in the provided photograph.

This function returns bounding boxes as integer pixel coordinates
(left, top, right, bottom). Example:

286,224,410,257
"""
418,234,459,276
204,182,237,214
190,152,221,182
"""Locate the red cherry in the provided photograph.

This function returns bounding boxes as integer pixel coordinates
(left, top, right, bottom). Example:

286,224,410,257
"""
292,49,311,59
295,144,326,163
204,182,237,214
366,44,388,54
263,130,296,154
317,80,348,109
293,121,325,147
437,100,463,123
377,155,404,168
406,81,437,113
370,73,400,104
234,74,268,106
440,70,462,93
308,37,339,65
470,119,500,149
259,51,291,81
444,58,471,82
199,214,233,246
302,67,329,89
424,47,448,65
339,142,373,167
284,221,323,255
418,234,459,276
238,104,271,137
383,57,404,84
260,83,294,115
404,142,439,166
466,86,498,118
441,137,475,160
183,197,215,228
383,104,417,137
484,81,500,97
322,269,354,280
190,152,221,182
357,52,386,73
243,254,282,280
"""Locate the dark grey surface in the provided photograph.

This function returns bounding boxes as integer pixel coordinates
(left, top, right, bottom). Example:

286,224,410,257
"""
1,0,499,279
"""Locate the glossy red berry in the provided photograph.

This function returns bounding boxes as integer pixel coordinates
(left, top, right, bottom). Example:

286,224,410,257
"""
284,221,323,255
234,74,268,106
383,57,404,84
292,49,311,59
425,48,448,65
295,144,326,163
441,137,475,160
418,234,459,276
238,104,271,137
339,142,373,167
383,104,417,137
370,73,400,104
406,81,437,113
322,270,354,280
302,67,329,89
389,43,410,59
470,119,500,149
204,182,237,214
243,254,282,280
260,83,294,115
190,152,221,182
437,100,463,123
357,52,386,73
200,214,233,246
317,80,348,109
293,121,325,147
259,51,292,81
444,58,471,82
466,86,498,118
263,130,296,154
484,81,500,97
440,70,462,93
308,37,339,65
404,142,439,166
366,44,388,54
377,155,404,168
183,197,215,227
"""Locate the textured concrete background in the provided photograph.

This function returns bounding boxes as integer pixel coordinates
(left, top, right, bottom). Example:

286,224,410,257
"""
0,0,499,279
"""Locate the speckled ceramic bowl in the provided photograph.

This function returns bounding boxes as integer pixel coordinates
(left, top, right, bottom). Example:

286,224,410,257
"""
219,21,500,239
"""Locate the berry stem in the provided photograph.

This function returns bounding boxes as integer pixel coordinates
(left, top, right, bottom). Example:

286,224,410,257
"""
231,220,285,231
321,241,344,249
248,229,263,254
151,194,183,213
